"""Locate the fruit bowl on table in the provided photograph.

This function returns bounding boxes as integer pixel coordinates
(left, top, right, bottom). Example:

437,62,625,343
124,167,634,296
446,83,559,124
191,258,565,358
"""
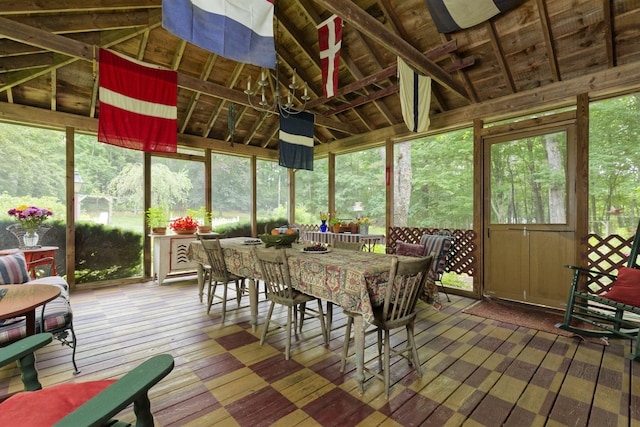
259,232,298,248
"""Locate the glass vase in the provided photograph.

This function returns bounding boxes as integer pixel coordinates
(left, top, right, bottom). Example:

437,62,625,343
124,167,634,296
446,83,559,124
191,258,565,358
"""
23,231,39,247
320,219,328,233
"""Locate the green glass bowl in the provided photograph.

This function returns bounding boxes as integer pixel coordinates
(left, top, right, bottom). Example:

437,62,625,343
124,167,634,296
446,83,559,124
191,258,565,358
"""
259,232,299,248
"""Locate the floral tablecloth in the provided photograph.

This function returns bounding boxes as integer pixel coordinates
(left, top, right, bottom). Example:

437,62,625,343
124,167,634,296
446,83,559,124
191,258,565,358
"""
188,237,395,325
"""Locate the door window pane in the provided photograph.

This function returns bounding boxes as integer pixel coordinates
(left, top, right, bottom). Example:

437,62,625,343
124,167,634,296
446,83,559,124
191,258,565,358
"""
294,158,328,224
490,132,567,224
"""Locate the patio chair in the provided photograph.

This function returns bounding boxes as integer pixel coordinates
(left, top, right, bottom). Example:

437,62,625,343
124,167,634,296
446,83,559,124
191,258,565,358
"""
253,247,328,360
198,235,246,321
341,254,434,398
0,333,174,426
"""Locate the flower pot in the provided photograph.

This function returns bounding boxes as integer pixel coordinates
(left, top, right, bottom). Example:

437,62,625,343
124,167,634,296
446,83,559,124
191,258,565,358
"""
359,224,369,235
197,225,212,233
151,227,167,235
332,224,341,234
173,228,197,235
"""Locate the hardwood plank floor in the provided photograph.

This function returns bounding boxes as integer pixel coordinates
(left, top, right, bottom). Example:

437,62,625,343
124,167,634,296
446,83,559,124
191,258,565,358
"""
1,277,638,426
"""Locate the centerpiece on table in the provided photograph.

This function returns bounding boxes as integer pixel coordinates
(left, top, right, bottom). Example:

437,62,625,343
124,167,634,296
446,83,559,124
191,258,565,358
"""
169,216,198,235
319,212,329,232
7,205,53,247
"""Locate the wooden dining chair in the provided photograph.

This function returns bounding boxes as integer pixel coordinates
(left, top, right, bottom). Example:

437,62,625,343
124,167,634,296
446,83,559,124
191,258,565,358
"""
341,254,434,398
198,236,246,321
321,239,365,340
253,247,328,360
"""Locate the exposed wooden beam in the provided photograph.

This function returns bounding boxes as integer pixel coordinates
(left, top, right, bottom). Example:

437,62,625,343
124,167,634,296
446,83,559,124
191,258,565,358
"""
603,0,615,68
0,15,354,136
536,0,561,82
311,0,469,100
486,21,515,92
0,0,159,15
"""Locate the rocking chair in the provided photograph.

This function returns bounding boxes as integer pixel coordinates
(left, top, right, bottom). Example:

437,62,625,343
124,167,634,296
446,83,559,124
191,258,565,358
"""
556,218,640,360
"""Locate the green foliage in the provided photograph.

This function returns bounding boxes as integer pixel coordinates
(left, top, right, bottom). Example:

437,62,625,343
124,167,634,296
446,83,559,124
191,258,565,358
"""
213,217,288,237
74,222,143,283
0,220,143,283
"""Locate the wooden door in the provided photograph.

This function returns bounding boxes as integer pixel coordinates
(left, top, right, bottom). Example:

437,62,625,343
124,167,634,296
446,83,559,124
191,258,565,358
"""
483,120,577,308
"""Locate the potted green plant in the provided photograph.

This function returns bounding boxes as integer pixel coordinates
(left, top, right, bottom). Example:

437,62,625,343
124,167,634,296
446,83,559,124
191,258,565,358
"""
145,207,169,234
187,206,214,233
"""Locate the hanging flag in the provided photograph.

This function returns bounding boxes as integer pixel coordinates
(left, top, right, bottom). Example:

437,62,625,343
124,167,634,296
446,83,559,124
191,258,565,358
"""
317,14,342,98
162,0,276,68
398,57,432,133
279,111,314,171
98,49,177,153
424,0,525,33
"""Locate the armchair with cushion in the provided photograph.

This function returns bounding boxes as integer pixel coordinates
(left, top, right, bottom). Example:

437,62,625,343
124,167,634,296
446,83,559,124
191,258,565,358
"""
0,333,174,426
0,252,78,373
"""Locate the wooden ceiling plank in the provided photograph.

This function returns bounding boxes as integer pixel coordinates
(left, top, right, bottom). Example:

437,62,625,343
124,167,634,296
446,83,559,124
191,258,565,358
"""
0,0,159,15
50,69,56,111
204,62,245,138
242,111,270,145
311,0,469,100
486,21,516,92
0,53,54,73
536,0,561,82
0,16,92,61
603,0,615,68
325,84,398,116
180,53,216,133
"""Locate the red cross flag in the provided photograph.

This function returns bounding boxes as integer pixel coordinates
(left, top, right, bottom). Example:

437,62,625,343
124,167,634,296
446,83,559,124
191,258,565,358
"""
317,14,343,99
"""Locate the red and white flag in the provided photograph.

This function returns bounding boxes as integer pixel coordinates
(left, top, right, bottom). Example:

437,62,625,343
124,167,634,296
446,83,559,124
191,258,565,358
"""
98,48,177,153
317,14,342,99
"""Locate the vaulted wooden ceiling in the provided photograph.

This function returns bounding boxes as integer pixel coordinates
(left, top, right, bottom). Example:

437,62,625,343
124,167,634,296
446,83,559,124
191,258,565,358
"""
0,0,639,155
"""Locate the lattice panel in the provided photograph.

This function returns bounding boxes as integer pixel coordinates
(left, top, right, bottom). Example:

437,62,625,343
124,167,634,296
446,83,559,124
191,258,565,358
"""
386,227,477,277
582,232,636,294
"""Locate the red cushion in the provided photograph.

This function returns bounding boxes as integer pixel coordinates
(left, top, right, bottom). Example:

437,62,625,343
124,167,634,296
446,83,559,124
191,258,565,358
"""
604,266,640,307
0,380,116,427
396,241,426,257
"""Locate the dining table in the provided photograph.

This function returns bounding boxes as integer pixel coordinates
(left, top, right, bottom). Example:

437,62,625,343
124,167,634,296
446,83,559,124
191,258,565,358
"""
187,236,399,393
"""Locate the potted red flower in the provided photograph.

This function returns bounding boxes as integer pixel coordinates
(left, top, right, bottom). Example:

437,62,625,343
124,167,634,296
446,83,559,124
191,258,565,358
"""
169,216,198,234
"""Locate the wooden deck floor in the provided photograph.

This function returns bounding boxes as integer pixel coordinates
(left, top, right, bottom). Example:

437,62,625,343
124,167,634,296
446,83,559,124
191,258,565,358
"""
1,277,639,426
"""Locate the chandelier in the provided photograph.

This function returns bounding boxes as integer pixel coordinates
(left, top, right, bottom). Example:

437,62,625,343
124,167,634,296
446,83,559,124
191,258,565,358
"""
244,7,309,116
245,64,310,116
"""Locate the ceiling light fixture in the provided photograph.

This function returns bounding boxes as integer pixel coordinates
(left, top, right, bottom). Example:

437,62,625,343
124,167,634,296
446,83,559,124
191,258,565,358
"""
244,9,309,117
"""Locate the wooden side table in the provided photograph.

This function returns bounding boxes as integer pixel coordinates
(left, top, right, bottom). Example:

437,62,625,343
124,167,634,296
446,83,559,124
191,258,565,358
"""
0,246,59,279
0,284,60,336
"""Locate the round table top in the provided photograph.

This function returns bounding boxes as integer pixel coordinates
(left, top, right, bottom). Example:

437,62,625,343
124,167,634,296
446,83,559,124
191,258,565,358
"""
0,246,59,255
0,284,60,319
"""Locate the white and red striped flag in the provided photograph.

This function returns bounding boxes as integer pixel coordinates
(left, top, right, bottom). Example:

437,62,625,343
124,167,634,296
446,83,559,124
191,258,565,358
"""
317,14,342,98
98,48,177,153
